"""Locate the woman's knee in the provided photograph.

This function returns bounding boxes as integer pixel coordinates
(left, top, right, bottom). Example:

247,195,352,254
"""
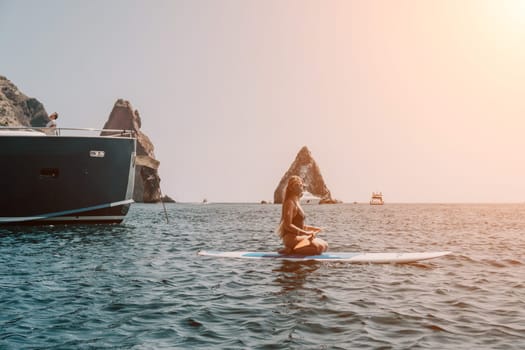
315,239,328,252
315,242,326,254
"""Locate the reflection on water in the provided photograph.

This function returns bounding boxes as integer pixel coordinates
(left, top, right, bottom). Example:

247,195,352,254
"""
273,261,321,295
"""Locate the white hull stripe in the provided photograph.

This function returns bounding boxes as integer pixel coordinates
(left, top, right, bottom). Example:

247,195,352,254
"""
39,215,125,222
0,199,134,223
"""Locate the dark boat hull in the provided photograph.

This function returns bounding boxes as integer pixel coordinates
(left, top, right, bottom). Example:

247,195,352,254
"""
0,135,136,225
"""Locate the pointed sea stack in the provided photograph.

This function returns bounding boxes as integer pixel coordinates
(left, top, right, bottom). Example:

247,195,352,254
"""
274,146,339,204
102,99,164,203
0,75,48,127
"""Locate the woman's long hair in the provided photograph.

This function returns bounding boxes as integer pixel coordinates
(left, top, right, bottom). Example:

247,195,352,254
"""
276,175,303,238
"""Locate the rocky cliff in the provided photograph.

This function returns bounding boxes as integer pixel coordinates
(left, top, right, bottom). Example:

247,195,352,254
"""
274,146,339,204
1,76,168,203
102,99,165,203
0,76,48,127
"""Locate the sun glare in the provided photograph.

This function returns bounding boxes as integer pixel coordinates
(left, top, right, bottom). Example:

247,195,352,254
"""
486,0,525,29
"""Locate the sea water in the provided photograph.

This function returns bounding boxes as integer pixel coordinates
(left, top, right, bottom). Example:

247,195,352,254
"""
1,203,524,349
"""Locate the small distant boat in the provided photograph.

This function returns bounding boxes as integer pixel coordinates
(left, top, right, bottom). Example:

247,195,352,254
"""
300,191,321,205
370,192,384,205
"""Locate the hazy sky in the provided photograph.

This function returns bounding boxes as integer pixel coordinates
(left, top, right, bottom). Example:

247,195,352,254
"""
2,0,525,203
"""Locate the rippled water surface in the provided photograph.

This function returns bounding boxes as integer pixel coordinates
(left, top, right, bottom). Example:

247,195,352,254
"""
1,203,524,349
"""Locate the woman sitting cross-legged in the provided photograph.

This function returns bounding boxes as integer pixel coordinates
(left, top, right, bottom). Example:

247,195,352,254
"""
277,176,328,255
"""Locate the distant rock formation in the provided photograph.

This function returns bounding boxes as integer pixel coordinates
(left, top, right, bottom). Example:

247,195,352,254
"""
0,75,48,127
161,195,176,203
274,146,339,204
102,99,164,203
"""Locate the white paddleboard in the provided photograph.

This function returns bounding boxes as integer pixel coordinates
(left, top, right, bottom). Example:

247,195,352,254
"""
198,250,451,263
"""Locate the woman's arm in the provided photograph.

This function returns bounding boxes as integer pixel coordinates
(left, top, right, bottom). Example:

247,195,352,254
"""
282,199,298,233
282,199,311,235
282,200,320,236
304,225,322,233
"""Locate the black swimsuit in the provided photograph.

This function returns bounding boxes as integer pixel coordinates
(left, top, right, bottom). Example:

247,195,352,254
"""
283,209,305,236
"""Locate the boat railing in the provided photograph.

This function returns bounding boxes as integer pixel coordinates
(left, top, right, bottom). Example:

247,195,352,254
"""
0,126,136,138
